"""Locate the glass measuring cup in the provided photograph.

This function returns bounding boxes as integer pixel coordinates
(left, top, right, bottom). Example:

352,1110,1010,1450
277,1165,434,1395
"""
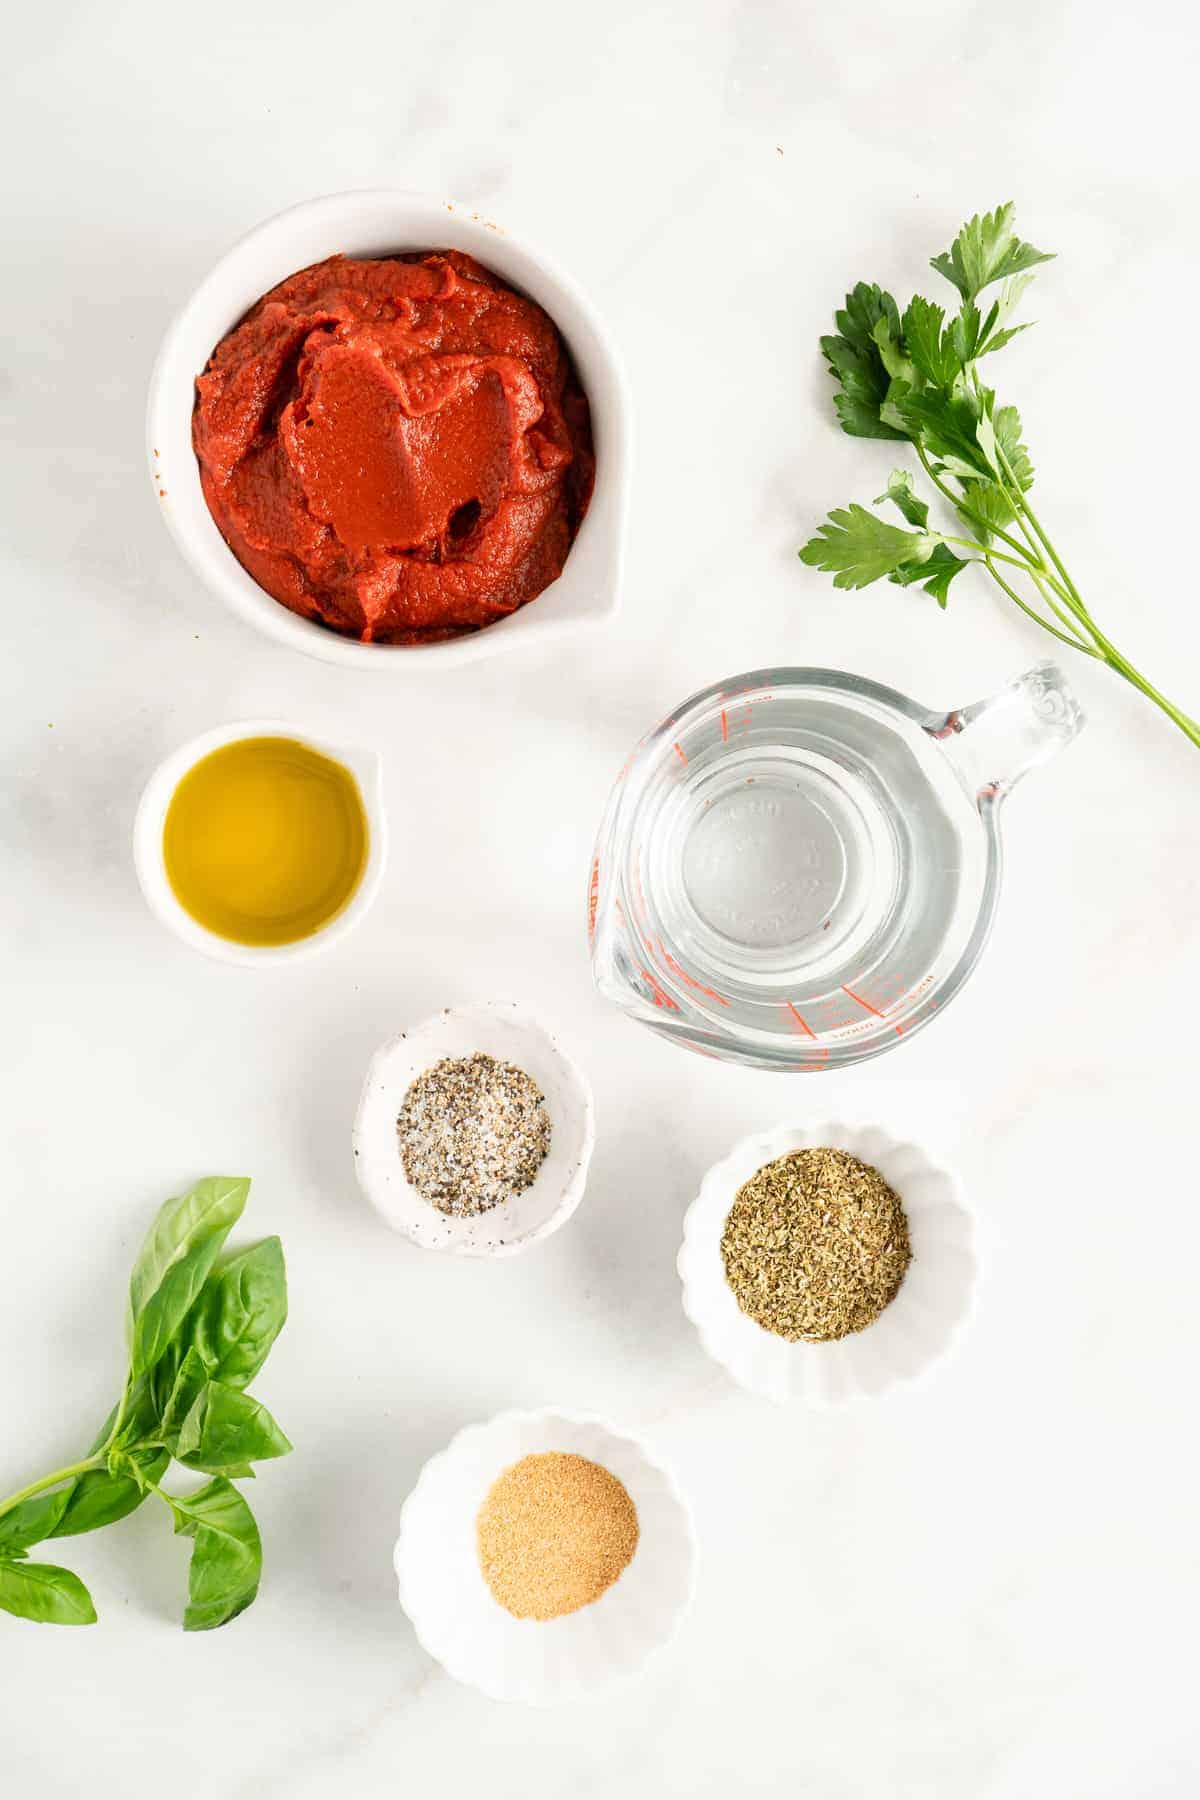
588,663,1083,1070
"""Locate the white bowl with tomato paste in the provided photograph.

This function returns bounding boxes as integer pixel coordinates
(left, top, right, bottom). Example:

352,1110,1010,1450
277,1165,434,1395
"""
147,190,630,667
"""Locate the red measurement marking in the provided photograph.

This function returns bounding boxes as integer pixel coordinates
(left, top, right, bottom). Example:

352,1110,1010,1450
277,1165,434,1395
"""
673,742,688,766
633,851,647,915
841,984,886,1019
587,858,600,942
657,940,730,1007
639,967,681,1012
841,984,904,1037
783,1001,816,1037
782,1001,831,1058
720,709,728,742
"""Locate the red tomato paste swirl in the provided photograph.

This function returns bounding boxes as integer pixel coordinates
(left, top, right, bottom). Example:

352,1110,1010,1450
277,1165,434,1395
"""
193,252,594,644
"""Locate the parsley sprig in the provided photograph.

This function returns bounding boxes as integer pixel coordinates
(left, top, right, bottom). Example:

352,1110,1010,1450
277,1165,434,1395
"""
800,204,1199,750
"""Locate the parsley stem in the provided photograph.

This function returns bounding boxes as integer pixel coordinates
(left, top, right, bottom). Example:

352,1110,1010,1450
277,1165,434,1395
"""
943,534,1049,576
1003,481,1052,575
1027,568,1093,648
1085,631,1200,746
983,560,1099,655
1003,474,1089,616
917,434,1085,637
915,442,1034,563
999,456,1200,746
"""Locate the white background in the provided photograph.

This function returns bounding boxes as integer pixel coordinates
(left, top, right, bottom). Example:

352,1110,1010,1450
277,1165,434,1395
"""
3,1,1199,1792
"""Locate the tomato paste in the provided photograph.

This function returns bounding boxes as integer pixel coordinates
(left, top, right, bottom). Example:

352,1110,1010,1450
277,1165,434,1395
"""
193,253,594,643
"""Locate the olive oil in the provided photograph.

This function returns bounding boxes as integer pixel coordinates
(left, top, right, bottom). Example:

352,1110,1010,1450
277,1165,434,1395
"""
163,736,368,946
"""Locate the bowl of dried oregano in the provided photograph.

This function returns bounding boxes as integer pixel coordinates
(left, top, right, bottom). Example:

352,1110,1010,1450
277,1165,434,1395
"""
678,1120,976,1405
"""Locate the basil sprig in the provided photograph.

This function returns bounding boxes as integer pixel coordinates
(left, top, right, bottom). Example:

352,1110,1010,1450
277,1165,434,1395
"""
0,1178,289,1630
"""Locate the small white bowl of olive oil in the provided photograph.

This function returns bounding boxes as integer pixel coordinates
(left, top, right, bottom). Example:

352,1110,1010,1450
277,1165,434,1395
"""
133,721,387,965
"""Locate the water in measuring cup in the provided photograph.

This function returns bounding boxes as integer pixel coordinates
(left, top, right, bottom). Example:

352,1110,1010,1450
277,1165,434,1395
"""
636,688,985,1037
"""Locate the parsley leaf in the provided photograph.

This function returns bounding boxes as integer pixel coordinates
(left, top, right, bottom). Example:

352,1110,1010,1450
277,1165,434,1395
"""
902,296,961,390
955,481,1017,543
799,504,934,589
976,401,1034,489
803,203,1200,748
888,543,971,608
976,322,1032,358
892,389,991,478
951,301,984,365
835,281,901,356
875,470,929,529
930,202,1054,302
820,283,909,441
871,314,915,384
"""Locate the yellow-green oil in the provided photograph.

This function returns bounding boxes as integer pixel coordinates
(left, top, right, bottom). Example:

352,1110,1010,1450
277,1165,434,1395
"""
163,736,368,946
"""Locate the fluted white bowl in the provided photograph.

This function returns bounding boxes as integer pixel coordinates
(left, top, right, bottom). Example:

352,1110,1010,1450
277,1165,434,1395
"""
679,1120,976,1405
394,1408,696,1703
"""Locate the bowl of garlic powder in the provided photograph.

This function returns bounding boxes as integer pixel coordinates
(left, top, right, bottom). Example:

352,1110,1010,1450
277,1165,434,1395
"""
393,1408,696,1703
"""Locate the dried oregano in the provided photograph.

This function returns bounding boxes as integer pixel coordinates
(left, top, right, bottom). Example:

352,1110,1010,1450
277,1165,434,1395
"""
720,1148,911,1342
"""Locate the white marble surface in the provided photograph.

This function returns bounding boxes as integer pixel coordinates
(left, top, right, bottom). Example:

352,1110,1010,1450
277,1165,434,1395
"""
3,1,1199,1791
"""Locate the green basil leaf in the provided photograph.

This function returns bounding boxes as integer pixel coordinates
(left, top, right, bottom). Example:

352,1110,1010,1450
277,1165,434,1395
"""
177,1382,292,1475
0,1559,97,1625
43,1389,156,1541
177,1238,288,1392
156,1347,209,1445
170,1479,262,1631
127,1178,249,1378
52,1448,169,1539
0,1484,74,1556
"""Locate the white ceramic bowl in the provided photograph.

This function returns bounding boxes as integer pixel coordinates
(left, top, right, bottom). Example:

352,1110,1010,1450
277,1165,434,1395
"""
394,1408,695,1703
132,719,387,967
679,1120,976,1406
147,189,630,668
353,1002,594,1255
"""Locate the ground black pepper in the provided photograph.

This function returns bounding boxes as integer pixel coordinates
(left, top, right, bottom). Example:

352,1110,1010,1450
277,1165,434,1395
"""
397,1052,551,1216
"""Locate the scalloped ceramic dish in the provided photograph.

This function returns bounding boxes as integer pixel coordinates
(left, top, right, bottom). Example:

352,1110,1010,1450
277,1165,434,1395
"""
679,1120,976,1405
353,1002,595,1256
394,1409,696,1703
148,189,630,668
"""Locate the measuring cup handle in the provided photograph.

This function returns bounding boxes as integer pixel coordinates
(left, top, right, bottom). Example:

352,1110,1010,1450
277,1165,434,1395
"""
928,661,1085,806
